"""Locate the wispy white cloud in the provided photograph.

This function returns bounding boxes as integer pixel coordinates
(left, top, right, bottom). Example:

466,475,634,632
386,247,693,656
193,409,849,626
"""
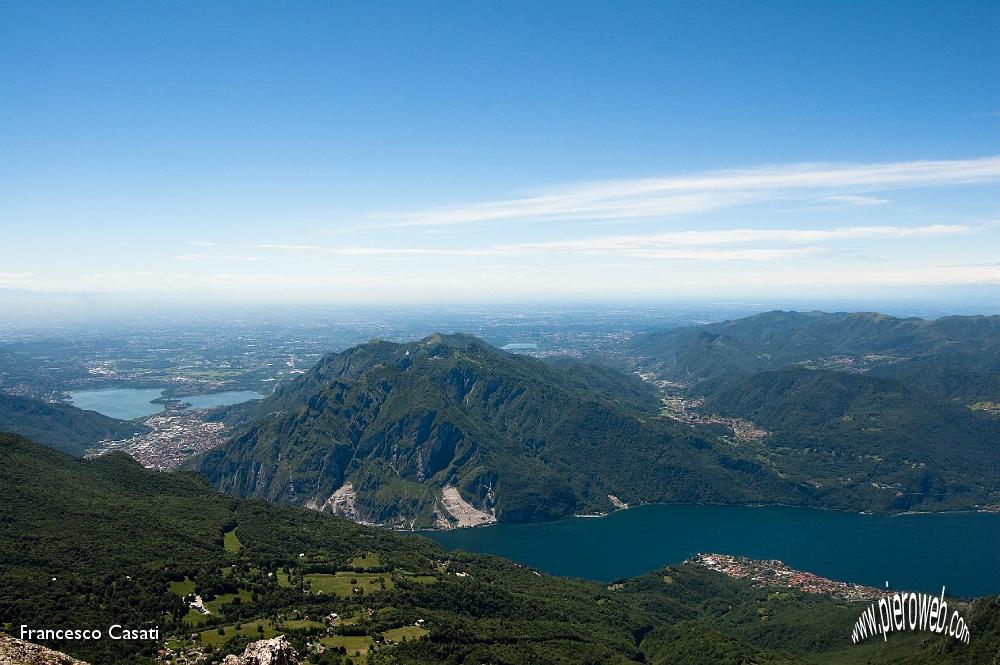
588,247,825,260
211,273,417,288
0,273,34,288
171,253,270,262
3,272,197,293
256,244,469,257
251,224,970,261
375,156,1000,227
501,224,970,252
821,194,889,206
256,241,818,261
72,272,183,290
726,265,1000,288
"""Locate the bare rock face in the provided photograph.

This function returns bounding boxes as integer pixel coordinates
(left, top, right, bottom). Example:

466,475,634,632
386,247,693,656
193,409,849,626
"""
223,636,299,665
0,634,89,665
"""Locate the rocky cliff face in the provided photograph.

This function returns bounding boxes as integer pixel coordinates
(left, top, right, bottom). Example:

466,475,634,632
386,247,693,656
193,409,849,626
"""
222,636,299,665
0,635,89,665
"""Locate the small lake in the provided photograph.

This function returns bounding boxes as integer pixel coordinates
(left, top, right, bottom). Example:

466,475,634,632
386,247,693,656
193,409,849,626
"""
68,388,165,419
69,388,264,420
425,503,1000,598
182,390,265,410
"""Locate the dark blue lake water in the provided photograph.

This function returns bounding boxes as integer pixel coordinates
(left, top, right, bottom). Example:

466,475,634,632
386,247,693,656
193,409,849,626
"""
426,503,1000,597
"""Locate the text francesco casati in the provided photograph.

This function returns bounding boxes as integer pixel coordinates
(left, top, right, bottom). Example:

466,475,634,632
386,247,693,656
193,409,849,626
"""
19,625,161,641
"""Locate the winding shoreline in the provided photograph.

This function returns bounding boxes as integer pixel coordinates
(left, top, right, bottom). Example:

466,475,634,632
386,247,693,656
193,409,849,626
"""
413,499,1000,533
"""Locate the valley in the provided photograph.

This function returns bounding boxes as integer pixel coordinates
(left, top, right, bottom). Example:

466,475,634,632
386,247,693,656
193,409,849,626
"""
85,407,232,470
3,307,1000,663
8,309,1000,524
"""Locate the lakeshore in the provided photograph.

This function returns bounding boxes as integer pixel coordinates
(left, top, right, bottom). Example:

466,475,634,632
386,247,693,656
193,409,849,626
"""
425,502,1000,598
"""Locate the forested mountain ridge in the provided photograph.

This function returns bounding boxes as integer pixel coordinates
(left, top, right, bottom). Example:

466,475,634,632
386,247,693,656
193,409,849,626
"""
630,310,1000,402
189,333,807,527
190,317,1000,523
0,392,147,456
3,433,997,665
624,310,1000,512
702,368,1000,511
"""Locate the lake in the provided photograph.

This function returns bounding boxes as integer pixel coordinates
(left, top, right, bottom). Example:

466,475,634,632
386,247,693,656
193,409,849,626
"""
69,388,264,420
425,503,1000,598
182,390,266,410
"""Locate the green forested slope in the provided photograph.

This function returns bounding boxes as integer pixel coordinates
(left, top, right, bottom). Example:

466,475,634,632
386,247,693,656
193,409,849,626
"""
625,311,1000,512
189,334,806,526
0,392,147,455
631,310,1000,401
700,368,1000,510
2,433,995,665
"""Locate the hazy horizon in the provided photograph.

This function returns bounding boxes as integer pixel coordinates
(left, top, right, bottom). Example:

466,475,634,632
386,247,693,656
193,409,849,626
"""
2,287,999,330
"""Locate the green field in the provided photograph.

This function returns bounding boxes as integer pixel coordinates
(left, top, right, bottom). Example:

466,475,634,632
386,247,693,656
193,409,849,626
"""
348,551,382,569
181,608,210,628
280,618,325,631
223,527,243,553
403,574,438,585
305,572,393,597
383,625,429,643
338,612,362,626
198,619,277,647
321,635,374,659
168,578,196,597
205,588,252,613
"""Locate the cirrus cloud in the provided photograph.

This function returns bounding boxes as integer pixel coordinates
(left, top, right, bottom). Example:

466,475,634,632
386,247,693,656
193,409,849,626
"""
376,156,1000,227
252,224,972,261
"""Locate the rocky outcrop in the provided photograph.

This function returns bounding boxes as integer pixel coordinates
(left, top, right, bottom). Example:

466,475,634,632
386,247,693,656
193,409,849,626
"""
607,494,629,510
0,634,89,665
440,484,496,527
309,482,380,526
222,636,299,665
321,482,363,520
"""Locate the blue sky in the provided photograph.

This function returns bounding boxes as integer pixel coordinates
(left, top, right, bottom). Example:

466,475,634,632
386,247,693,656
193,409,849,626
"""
1,1,999,305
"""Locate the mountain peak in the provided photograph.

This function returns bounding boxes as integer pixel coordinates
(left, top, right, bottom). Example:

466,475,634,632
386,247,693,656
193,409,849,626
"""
190,332,790,527
418,332,487,348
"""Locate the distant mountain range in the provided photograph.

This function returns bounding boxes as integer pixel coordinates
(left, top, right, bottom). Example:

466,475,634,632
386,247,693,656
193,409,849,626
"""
0,392,146,456
627,310,1000,512
3,310,1000,662
187,312,1000,522
630,310,1000,402
188,333,803,528
702,367,1000,511
3,309,997,525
